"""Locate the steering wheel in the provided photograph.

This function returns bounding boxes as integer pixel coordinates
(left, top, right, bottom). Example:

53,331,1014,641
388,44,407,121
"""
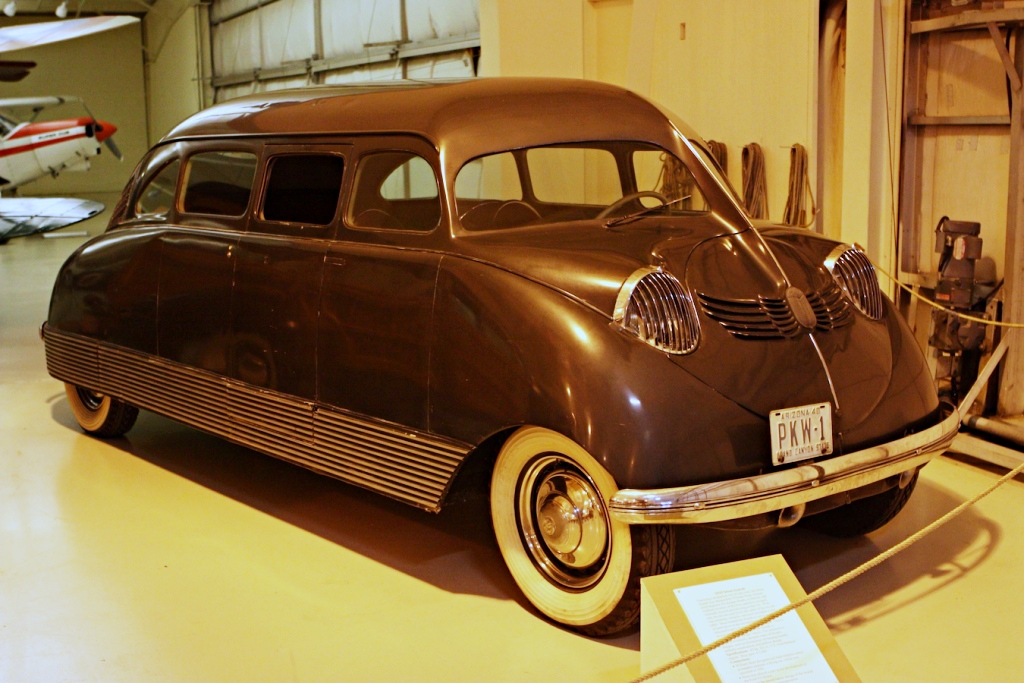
596,191,669,220
493,200,542,228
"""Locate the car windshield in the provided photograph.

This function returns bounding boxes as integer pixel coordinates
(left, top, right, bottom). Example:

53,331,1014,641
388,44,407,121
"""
454,141,710,231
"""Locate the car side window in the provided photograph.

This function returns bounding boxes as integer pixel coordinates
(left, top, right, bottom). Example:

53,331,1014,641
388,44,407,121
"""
262,154,345,225
134,158,181,217
454,152,527,231
454,152,522,202
349,151,440,232
180,151,258,216
380,155,437,200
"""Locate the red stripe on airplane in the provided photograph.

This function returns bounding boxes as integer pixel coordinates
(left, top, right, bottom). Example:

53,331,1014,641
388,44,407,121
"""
0,132,88,158
7,117,93,140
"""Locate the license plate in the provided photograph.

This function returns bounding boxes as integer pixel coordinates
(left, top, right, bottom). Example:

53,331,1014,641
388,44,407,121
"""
769,402,833,465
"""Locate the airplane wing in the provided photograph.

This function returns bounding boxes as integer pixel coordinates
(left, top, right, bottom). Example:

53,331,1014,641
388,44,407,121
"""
0,196,103,243
0,16,139,54
0,95,81,110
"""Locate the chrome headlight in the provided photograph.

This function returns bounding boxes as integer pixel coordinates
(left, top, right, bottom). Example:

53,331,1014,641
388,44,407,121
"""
824,244,885,320
614,267,700,354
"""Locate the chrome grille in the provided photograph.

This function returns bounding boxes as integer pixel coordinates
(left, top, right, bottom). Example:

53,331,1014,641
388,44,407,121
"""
698,281,853,340
806,281,855,330
620,271,700,354
826,246,885,320
43,326,471,512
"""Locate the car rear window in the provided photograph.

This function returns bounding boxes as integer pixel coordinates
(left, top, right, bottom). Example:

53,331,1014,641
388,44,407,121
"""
180,151,258,216
262,154,345,225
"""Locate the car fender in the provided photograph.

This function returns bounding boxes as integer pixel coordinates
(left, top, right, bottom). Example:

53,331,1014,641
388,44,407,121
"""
47,227,162,353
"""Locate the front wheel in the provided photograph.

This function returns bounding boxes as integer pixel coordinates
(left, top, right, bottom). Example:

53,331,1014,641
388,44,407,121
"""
64,383,138,437
490,427,674,636
800,471,919,537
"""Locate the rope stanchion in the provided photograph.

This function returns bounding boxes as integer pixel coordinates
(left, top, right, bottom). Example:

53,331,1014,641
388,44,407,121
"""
631,457,1024,683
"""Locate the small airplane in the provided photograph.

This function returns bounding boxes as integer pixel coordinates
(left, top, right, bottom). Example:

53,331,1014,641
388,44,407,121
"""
0,96,121,191
0,16,138,243
0,96,121,243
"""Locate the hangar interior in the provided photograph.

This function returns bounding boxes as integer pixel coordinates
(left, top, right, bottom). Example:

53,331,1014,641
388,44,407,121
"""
2,0,1024,680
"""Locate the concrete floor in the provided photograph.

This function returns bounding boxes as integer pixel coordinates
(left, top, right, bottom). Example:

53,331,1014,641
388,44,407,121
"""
2,197,1024,682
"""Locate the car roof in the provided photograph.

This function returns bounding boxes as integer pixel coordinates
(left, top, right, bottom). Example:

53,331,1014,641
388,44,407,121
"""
162,77,703,173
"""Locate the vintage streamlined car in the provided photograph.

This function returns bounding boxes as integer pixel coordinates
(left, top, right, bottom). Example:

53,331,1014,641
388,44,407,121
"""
43,78,958,635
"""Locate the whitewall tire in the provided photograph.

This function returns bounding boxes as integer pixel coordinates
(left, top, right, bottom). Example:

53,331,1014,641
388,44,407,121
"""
65,382,139,437
491,427,674,635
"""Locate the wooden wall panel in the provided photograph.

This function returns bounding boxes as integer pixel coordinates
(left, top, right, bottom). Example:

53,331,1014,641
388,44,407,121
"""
917,30,1010,277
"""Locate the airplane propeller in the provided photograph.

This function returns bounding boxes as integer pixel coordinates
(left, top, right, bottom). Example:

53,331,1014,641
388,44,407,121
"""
81,100,123,161
102,133,123,161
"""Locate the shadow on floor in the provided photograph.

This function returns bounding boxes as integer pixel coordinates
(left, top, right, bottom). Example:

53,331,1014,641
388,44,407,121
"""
49,394,998,644
667,476,997,633
51,396,650,649
51,397,515,592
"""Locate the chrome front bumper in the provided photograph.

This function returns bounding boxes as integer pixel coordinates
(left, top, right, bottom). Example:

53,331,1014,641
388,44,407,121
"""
609,406,960,524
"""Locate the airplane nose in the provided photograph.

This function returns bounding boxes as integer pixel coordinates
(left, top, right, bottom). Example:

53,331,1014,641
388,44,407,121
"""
94,121,117,142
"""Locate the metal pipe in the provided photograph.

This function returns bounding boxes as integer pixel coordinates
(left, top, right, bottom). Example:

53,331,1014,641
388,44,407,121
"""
777,503,806,528
964,414,1024,449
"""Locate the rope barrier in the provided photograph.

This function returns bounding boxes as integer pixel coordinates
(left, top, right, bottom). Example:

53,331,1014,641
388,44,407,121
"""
873,262,1024,329
631,456,1024,682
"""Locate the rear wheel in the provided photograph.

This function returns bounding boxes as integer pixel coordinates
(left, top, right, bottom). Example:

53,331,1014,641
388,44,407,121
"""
800,471,919,537
490,427,674,636
64,383,138,437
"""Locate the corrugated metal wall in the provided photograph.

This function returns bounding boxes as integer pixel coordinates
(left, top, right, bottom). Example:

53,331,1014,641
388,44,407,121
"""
210,0,479,102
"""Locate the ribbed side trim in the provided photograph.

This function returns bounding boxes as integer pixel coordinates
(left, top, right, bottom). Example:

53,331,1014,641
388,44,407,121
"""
43,326,471,511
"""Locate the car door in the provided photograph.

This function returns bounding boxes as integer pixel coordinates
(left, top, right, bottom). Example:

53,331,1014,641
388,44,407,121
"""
227,141,348,446
157,146,257,376
229,143,347,426
318,139,446,432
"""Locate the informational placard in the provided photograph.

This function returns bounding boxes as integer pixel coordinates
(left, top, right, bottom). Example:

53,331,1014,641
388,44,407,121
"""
673,573,837,682
639,555,859,683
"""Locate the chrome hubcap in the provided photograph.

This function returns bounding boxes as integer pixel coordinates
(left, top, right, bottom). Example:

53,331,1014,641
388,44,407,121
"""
518,455,610,589
76,387,105,411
